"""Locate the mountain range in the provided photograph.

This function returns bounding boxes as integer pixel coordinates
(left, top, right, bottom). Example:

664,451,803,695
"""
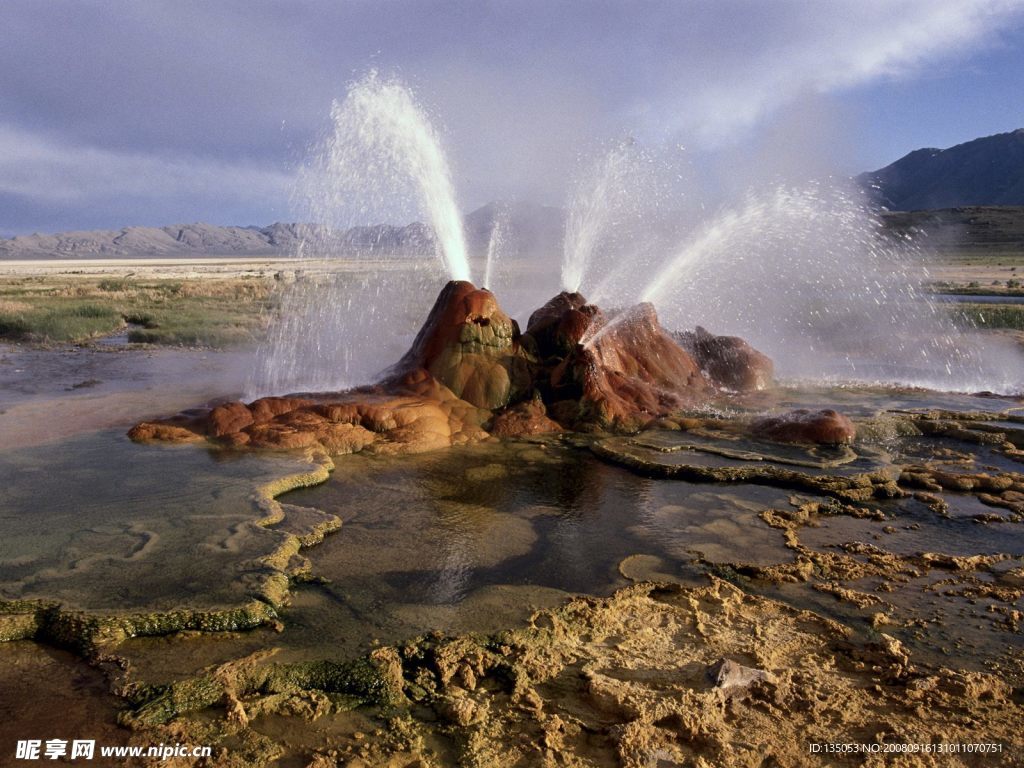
858,128,1024,211
0,202,564,260
3,129,1023,259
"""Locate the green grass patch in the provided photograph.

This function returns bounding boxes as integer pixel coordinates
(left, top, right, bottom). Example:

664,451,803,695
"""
124,304,260,347
0,300,123,342
952,303,1024,331
0,276,276,347
931,284,1024,297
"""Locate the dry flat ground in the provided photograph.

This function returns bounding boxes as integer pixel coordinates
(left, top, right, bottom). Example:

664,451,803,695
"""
0,256,348,280
924,252,1024,293
0,257,443,346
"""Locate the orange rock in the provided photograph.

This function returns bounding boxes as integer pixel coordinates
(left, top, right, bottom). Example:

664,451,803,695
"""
677,326,774,392
525,291,590,358
541,302,709,431
489,396,563,438
249,396,313,423
245,423,321,450
127,421,205,444
207,401,254,437
750,409,856,445
319,423,376,455
391,280,531,410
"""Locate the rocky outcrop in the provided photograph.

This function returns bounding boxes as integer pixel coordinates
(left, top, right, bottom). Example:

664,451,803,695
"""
120,579,1023,768
487,395,563,438
130,385,490,457
676,325,774,392
389,280,532,411
750,408,857,446
531,299,710,431
131,281,781,451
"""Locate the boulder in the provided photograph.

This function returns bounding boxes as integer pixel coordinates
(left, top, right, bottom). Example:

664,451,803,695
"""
489,395,563,438
524,291,591,358
750,409,856,446
207,401,254,437
538,302,709,431
127,421,205,444
677,326,773,392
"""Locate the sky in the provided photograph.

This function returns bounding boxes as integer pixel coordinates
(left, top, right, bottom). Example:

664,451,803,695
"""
1,0,1023,236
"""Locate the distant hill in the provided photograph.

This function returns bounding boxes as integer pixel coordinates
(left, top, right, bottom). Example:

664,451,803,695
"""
463,200,564,256
0,201,565,260
0,221,435,260
859,129,1024,211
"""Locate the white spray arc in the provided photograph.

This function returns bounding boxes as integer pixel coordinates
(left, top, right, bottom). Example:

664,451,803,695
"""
561,141,647,295
252,78,1022,399
630,183,1024,393
561,140,691,304
248,73,470,397
482,210,506,291
316,72,470,281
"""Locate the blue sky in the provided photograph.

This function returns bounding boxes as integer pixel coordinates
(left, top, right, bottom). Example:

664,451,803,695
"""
847,16,1024,168
1,0,1022,235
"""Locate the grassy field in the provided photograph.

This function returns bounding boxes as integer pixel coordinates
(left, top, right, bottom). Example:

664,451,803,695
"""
0,275,276,346
951,302,1024,332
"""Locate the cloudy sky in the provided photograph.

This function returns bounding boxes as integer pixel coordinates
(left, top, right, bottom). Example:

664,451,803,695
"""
1,0,1023,235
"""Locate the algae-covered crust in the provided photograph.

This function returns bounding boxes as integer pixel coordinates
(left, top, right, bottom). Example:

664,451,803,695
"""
117,580,1022,767
0,449,341,653
5,403,1024,766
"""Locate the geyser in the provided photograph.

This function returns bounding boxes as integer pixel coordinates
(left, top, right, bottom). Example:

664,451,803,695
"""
249,73,472,397
625,183,1023,393
137,281,780,452
252,82,1021,401
318,71,471,282
561,140,679,300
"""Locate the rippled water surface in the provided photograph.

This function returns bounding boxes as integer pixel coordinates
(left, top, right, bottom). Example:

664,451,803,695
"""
0,430,307,610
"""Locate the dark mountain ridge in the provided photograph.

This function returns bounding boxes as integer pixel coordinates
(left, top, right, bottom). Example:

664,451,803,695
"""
859,129,1024,211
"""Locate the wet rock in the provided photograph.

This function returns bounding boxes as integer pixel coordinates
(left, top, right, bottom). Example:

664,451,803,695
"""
126,421,206,443
708,658,772,694
750,408,856,445
593,435,898,502
250,396,313,423
488,394,563,437
207,401,254,437
246,423,322,450
117,579,1024,767
541,302,710,431
524,290,591,358
676,326,774,392
390,280,531,411
132,389,489,458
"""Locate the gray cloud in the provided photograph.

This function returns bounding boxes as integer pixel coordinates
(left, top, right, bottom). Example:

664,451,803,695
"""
0,0,1021,233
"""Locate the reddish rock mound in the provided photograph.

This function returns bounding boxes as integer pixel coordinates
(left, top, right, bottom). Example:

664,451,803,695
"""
389,280,531,411
131,281,789,452
130,382,490,456
750,408,856,446
488,394,563,438
676,326,774,392
532,301,710,431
